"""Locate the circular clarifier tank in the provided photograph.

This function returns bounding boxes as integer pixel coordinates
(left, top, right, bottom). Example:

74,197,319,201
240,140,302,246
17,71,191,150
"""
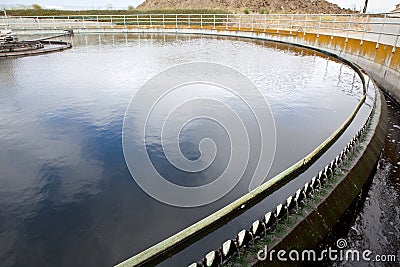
0,33,372,266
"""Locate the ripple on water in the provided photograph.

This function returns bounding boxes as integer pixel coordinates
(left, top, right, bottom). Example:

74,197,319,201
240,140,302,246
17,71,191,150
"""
0,33,368,267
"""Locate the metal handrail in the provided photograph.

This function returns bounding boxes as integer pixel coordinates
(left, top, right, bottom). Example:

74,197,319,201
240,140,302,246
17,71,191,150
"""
4,13,398,53
6,13,400,38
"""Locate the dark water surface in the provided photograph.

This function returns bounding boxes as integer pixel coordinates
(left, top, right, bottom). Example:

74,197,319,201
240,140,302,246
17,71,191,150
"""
0,33,365,266
326,96,400,267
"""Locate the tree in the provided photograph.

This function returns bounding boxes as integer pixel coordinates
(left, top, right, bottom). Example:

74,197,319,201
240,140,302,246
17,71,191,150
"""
362,0,368,13
31,4,42,10
128,5,135,11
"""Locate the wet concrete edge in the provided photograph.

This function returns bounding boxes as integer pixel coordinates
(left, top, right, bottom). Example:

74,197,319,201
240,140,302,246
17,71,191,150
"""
250,87,388,267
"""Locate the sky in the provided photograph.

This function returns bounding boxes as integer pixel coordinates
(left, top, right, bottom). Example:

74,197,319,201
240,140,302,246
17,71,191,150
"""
0,0,399,13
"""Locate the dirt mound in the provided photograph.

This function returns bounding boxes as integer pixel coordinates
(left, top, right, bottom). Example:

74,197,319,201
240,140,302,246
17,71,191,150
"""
138,0,353,14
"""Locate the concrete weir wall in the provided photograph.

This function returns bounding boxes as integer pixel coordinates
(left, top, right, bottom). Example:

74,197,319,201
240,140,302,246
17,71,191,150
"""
183,87,388,266
254,88,388,267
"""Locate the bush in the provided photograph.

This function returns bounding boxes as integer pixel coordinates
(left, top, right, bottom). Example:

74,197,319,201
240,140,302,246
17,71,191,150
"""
6,8,230,17
31,4,42,10
260,8,265,14
127,5,135,11
244,8,249,14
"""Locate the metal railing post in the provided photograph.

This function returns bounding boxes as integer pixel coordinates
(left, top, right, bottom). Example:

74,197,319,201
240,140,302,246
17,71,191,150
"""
238,15,241,30
200,14,203,28
188,14,190,28
213,14,216,29
251,14,254,31
163,14,165,28
137,14,139,28
392,22,400,53
5,11,10,28
277,14,281,34
263,14,266,31
36,16,41,30
317,15,322,37
226,14,228,30
360,14,368,45
345,14,352,42
376,14,387,48
97,15,99,28
290,14,294,34
175,14,178,29
123,15,126,29
331,15,337,39
82,16,86,29
20,16,24,30
304,15,308,35
150,14,152,28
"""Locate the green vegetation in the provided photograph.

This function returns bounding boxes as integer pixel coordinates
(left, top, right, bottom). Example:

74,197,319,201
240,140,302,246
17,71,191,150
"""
127,5,135,11
31,4,42,10
3,8,229,26
321,15,335,22
259,8,270,14
5,8,229,17
244,8,249,14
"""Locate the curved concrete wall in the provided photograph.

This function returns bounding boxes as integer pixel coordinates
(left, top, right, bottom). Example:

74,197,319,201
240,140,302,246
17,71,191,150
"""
253,87,388,267
186,76,387,267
